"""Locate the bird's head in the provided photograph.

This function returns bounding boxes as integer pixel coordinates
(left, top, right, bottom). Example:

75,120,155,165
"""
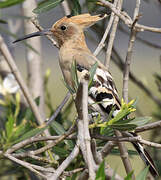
13,13,107,48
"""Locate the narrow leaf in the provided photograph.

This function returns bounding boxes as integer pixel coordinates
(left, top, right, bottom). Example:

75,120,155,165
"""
0,0,25,8
88,62,98,89
12,126,46,145
71,0,81,15
109,123,137,131
33,0,64,14
129,116,152,126
124,171,134,180
96,160,105,180
51,121,65,135
6,115,14,139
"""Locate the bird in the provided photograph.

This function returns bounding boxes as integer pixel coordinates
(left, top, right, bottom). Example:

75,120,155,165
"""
13,13,158,177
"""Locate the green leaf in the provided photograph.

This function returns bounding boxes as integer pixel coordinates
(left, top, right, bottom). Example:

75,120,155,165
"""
124,171,134,180
12,126,46,145
88,62,98,89
63,79,75,94
12,120,30,140
6,115,14,139
53,146,69,157
71,0,81,15
136,166,149,180
33,0,64,14
0,0,25,8
71,60,79,92
96,160,105,180
51,121,65,135
109,123,137,131
129,116,152,127
51,120,74,149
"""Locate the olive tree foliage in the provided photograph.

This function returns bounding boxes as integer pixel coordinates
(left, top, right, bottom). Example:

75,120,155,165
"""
0,0,161,180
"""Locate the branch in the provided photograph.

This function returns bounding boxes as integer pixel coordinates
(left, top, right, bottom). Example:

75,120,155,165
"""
4,153,47,179
114,130,134,179
75,74,96,180
30,17,59,48
98,0,161,33
112,47,161,107
0,35,44,126
46,92,71,126
12,126,75,158
123,14,140,103
105,0,122,69
135,120,161,133
61,0,71,15
48,140,80,180
22,0,45,119
93,0,118,56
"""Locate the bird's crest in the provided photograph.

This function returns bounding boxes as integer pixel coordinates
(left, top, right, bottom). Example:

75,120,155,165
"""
52,13,107,29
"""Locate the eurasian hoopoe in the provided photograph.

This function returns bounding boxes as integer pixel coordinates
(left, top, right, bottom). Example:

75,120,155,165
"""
14,13,158,177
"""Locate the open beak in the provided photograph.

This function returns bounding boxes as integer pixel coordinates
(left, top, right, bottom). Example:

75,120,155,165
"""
13,29,52,43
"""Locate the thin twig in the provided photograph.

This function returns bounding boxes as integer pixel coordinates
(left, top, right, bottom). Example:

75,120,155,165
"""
98,0,161,33
119,25,161,50
123,13,140,103
100,141,116,159
4,153,47,179
61,0,71,15
112,47,161,107
46,92,70,126
105,0,121,69
13,126,75,158
93,0,117,56
115,130,134,179
30,16,59,48
0,35,44,126
48,140,80,180
135,120,161,133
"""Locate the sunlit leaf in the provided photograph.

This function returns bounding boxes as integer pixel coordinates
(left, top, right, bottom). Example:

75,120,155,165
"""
124,171,134,180
6,115,14,139
14,92,20,119
96,160,105,180
33,0,64,14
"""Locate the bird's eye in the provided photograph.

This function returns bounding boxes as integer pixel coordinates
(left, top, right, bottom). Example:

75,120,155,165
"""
60,25,67,31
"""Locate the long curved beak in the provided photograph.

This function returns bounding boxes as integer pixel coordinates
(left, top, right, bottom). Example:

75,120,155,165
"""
13,29,52,43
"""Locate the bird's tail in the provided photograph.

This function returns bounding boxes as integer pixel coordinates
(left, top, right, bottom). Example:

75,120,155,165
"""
129,132,159,177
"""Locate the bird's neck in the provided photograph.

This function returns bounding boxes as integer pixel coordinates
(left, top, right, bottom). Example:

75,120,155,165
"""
60,32,90,52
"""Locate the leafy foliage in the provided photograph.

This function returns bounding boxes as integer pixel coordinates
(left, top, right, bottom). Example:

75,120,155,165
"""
96,160,105,180
33,0,64,14
71,0,81,15
0,0,25,8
